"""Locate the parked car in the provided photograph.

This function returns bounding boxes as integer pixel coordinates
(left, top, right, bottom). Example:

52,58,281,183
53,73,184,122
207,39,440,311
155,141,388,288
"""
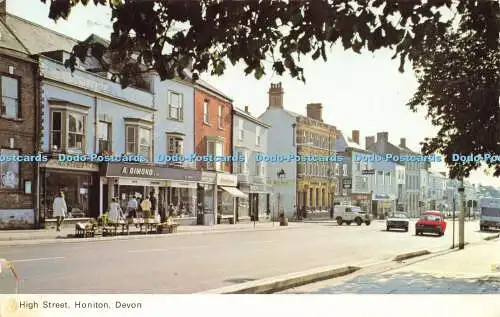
334,205,371,226
415,211,447,236
479,198,500,231
386,213,409,232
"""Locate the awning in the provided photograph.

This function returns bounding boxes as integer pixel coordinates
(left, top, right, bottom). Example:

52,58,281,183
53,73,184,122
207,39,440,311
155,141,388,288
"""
220,186,248,199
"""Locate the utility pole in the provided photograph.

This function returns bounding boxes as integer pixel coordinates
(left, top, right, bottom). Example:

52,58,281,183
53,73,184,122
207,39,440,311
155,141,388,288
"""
328,128,333,218
458,177,466,249
452,197,456,249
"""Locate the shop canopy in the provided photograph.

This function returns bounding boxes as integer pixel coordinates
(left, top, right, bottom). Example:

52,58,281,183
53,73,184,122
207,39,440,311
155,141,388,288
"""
220,186,248,199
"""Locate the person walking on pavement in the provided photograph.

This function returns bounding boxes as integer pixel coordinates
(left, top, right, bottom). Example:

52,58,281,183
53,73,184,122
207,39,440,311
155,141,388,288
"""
52,191,67,231
108,198,124,223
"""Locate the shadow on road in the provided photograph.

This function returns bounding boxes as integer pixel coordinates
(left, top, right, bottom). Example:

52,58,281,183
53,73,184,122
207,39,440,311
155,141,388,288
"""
305,272,500,294
380,230,408,233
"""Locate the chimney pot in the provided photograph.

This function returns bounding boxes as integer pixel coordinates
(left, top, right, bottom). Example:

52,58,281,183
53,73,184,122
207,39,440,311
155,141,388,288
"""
244,106,249,113
377,132,388,143
306,103,323,122
352,130,360,144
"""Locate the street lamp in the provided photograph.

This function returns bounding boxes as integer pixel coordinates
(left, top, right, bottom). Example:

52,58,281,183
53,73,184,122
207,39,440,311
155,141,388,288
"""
277,169,286,226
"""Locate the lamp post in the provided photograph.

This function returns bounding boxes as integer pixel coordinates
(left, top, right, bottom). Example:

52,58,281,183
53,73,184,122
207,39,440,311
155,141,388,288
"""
277,168,286,225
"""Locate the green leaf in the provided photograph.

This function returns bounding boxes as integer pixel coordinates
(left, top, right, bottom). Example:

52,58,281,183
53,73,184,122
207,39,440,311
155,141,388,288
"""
272,61,285,75
311,48,321,60
254,65,265,80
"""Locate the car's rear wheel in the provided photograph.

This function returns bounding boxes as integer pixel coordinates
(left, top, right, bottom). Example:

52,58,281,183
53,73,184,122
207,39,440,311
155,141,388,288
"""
365,221,371,225
415,230,420,236
355,217,363,226
336,217,343,225
386,226,391,231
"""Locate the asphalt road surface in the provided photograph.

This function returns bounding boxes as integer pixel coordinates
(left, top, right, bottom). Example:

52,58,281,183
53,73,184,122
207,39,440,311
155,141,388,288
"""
0,220,491,293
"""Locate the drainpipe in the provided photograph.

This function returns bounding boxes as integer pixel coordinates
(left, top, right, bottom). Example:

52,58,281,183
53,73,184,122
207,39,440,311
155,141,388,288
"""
94,96,97,154
34,60,41,228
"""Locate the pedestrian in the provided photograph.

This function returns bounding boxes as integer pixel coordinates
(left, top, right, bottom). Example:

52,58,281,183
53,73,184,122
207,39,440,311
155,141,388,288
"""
126,195,138,218
140,196,152,218
149,191,157,215
52,191,67,231
108,198,124,223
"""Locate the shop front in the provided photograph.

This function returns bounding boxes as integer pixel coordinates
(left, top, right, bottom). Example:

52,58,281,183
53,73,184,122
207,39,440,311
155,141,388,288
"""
371,193,396,219
249,184,270,221
101,163,200,225
349,193,372,213
217,173,247,223
198,172,217,225
40,159,99,221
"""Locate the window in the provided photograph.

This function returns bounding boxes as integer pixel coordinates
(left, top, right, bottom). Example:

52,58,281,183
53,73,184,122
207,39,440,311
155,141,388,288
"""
167,134,184,155
256,126,261,146
1,75,19,119
342,164,348,176
168,91,183,121
126,126,137,154
207,140,224,171
238,119,244,140
203,100,209,123
51,111,62,150
138,128,151,159
217,105,224,129
235,150,247,174
50,106,88,153
125,125,152,160
334,163,339,176
0,148,19,189
256,159,264,176
98,121,111,153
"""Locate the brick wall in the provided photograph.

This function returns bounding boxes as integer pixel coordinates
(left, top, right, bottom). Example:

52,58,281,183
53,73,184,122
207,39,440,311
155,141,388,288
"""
194,87,233,173
0,53,37,209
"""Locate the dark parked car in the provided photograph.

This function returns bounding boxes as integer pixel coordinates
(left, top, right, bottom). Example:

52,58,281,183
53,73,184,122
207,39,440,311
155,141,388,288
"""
415,211,447,236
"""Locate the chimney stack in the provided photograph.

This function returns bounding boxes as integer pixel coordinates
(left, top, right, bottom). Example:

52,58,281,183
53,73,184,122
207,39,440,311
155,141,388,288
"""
244,105,249,113
377,132,388,143
352,130,360,144
0,0,6,20
365,136,375,150
306,103,323,122
400,137,406,148
268,82,284,109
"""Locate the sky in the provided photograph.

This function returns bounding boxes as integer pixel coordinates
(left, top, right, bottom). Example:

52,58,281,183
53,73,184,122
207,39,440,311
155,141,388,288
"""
8,0,499,187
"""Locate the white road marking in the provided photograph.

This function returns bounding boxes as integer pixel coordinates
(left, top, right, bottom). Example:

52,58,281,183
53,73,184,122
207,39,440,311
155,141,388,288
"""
10,256,65,263
128,245,210,253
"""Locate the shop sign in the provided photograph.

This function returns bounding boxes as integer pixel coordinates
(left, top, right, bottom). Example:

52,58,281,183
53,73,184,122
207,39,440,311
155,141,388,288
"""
166,180,197,189
42,159,99,172
201,172,217,184
216,173,237,186
121,166,158,177
342,178,352,189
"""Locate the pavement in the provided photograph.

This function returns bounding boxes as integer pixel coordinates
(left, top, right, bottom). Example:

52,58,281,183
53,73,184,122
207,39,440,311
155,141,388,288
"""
0,219,497,293
281,239,500,294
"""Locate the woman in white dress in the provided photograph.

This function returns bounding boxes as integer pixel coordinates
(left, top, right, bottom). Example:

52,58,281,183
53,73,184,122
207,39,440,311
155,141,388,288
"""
108,198,124,223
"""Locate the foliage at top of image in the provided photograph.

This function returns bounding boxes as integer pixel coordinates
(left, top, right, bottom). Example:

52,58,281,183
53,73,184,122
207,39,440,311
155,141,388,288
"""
40,0,500,179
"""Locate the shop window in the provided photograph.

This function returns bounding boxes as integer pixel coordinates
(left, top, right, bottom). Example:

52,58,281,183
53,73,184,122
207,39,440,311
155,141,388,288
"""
98,121,111,154
217,105,224,129
256,158,264,176
50,106,88,153
203,100,209,124
1,75,20,119
125,124,152,160
0,148,20,189
168,91,183,121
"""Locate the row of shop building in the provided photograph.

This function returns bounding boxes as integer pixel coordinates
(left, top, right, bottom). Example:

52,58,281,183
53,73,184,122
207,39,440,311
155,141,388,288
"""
0,7,272,229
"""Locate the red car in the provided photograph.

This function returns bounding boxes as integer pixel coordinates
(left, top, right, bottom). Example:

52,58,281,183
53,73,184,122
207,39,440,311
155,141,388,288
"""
415,211,447,236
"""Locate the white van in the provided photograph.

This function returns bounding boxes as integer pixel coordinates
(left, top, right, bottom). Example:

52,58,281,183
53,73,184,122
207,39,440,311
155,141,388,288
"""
334,205,372,226
479,197,500,231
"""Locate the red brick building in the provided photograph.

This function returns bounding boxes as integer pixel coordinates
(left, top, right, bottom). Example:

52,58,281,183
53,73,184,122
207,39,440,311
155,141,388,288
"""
0,3,39,228
194,80,233,172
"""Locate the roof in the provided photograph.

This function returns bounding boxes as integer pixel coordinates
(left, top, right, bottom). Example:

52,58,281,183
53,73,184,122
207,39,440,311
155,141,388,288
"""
182,69,232,102
3,14,79,54
233,107,271,128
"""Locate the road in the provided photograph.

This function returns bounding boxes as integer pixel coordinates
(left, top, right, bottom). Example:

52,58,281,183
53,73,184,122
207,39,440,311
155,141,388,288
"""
0,220,492,293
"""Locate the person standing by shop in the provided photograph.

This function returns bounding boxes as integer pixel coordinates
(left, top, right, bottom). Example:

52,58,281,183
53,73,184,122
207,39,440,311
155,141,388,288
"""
109,198,124,223
149,191,157,217
126,195,138,218
52,191,67,231
140,196,152,218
